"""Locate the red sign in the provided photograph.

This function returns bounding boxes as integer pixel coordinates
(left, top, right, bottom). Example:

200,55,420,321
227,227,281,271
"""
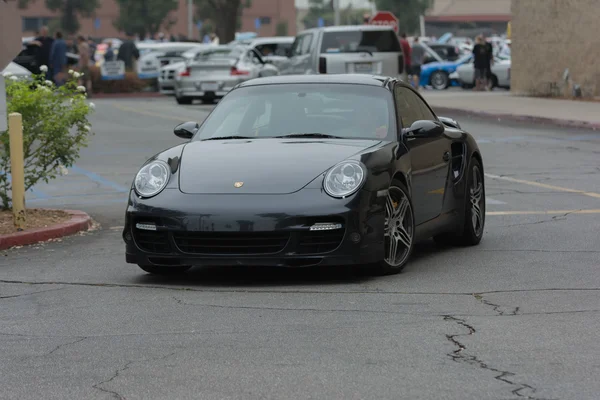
369,11,399,34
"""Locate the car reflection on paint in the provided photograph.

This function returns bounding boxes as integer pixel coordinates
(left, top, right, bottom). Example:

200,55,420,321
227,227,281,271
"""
123,74,485,276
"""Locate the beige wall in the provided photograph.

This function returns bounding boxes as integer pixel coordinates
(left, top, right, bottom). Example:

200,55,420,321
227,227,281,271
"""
0,0,22,70
511,0,600,97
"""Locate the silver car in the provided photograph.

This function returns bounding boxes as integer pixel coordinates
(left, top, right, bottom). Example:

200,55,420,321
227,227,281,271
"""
282,25,405,78
247,36,294,71
173,45,279,105
454,57,511,89
159,44,213,94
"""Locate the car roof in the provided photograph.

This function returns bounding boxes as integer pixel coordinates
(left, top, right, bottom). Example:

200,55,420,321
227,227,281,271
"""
299,25,396,35
250,37,295,44
236,74,400,89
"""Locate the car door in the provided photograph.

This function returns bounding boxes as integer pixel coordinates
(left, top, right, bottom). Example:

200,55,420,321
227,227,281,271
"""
247,48,278,77
394,85,451,225
286,33,315,75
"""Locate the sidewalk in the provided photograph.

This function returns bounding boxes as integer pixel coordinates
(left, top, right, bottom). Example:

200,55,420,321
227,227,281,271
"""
422,91,600,130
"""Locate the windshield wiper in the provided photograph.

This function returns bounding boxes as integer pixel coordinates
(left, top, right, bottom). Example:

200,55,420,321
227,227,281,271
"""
202,135,254,141
275,133,343,139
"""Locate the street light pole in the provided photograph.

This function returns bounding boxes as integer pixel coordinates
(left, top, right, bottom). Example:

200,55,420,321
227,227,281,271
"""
333,0,340,26
187,0,193,39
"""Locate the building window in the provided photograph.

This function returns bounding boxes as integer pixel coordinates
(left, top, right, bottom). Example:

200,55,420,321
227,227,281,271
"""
259,16,272,25
22,17,56,33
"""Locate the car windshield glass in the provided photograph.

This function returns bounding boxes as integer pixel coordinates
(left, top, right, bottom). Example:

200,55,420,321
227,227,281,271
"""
193,83,397,141
320,30,401,54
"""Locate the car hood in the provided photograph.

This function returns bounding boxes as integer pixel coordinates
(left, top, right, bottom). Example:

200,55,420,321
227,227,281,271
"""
179,138,382,194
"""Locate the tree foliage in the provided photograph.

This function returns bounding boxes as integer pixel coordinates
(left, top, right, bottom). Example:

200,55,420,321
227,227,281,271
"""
194,0,250,43
113,0,179,38
18,0,100,34
1,69,94,209
369,0,432,34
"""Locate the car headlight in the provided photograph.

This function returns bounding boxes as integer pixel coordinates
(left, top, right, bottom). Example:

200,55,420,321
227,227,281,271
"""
134,160,170,198
323,160,366,198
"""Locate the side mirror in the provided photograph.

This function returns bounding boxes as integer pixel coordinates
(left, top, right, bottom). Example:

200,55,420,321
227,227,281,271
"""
174,121,199,139
403,120,445,138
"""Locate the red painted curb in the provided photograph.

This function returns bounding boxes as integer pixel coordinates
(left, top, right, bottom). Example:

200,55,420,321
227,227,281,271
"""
432,106,600,131
0,210,92,250
91,92,163,99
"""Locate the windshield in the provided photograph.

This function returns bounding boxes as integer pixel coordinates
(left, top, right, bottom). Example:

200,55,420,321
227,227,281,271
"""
321,30,401,54
193,84,397,141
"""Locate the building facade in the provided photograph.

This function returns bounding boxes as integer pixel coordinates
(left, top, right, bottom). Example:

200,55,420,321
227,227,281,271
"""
511,0,600,97
425,0,511,37
16,0,296,39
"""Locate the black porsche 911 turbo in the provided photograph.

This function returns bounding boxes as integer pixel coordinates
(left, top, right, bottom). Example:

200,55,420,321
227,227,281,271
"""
123,74,485,275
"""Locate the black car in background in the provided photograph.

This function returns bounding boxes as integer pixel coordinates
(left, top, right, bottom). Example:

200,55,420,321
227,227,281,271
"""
14,41,79,75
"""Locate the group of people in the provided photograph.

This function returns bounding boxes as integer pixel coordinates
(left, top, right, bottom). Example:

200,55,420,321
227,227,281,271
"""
399,33,426,90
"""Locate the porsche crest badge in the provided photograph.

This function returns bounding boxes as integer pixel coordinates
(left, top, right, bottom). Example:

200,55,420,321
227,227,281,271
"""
234,182,244,188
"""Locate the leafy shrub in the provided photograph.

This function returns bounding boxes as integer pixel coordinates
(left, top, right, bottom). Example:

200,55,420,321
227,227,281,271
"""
88,66,157,94
0,67,94,209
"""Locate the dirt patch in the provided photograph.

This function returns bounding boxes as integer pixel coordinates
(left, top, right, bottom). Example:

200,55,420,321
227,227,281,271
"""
0,209,71,236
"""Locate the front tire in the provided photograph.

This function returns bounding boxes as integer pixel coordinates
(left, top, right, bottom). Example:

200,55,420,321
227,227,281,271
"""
176,96,193,105
430,71,449,90
371,181,416,275
434,157,485,246
138,264,192,275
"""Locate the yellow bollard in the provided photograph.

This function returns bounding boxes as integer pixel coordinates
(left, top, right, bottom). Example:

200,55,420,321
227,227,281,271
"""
8,112,26,230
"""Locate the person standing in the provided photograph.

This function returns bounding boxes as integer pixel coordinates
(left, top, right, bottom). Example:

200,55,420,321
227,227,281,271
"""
76,35,92,95
484,36,494,90
210,33,220,45
104,40,116,62
399,33,412,83
49,31,67,86
410,37,426,90
472,35,490,91
32,26,54,78
117,32,140,72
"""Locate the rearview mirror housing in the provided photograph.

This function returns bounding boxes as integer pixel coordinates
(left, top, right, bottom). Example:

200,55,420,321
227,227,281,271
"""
174,121,199,139
403,120,445,138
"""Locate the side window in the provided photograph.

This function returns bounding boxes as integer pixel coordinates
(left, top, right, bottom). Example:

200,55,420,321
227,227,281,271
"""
290,36,305,57
394,86,436,128
247,50,262,64
275,43,292,56
301,34,313,55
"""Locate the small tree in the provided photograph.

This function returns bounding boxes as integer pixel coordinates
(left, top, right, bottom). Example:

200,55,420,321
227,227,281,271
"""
0,68,95,209
276,21,289,36
113,0,179,39
19,0,100,35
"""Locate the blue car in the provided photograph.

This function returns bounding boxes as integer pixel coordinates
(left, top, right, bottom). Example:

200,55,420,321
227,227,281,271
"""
420,54,472,90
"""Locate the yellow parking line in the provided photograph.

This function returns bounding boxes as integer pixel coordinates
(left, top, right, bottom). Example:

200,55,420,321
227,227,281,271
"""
485,173,600,199
111,103,187,122
487,209,600,216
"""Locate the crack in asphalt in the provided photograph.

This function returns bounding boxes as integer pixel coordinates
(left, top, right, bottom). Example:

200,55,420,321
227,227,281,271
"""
473,294,520,316
0,287,66,299
1,279,599,296
443,315,554,400
45,337,87,357
496,211,576,228
92,351,179,399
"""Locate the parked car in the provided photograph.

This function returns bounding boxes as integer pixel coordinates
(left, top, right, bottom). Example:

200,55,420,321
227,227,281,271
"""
247,36,294,71
420,54,473,90
281,25,405,77
453,57,511,89
2,62,32,78
158,44,213,94
14,41,79,75
426,43,462,62
123,74,485,276
173,45,279,105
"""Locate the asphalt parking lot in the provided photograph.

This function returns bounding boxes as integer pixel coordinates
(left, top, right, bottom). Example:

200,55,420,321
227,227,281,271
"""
1,95,599,399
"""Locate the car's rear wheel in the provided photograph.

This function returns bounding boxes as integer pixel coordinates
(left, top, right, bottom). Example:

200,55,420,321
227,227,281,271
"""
201,97,215,104
434,157,485,246
372,181,415,275
138,264,192,275
176,96,193,105
430,71,449,90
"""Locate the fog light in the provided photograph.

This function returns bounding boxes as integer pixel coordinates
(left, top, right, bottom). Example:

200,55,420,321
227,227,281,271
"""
310,222,343,231
136,223,157,231
124,232,132,241
349,232,361,243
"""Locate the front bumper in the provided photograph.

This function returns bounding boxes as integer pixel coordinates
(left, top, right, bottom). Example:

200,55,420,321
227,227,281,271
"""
123,188,386,268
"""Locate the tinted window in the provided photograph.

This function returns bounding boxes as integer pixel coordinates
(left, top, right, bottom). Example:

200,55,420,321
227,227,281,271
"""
194,84,397,141
320,30,401,54
394,86,436,128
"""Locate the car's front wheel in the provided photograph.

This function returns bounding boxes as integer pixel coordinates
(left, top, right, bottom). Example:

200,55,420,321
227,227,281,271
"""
176,96,193,105
430,71,449,90
138,264,192,275
373,181,415,275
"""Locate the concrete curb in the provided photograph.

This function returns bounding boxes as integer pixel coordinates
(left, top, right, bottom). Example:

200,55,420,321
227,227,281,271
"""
91,92,163,99
0,210,92,250
432,106,600,131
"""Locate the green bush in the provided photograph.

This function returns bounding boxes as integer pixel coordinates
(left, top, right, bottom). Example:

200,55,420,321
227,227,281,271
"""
0,67,94,209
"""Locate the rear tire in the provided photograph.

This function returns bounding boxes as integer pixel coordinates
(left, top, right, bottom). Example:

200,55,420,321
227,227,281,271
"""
201,97,215,104
138,264,192,275
430,71,449,90
370,180,416,275
176,96,193,105
434,157,485,246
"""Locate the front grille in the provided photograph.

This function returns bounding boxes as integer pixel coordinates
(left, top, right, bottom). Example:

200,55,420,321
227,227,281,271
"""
173,232,290,255
297,229,345,254
133,230,171,254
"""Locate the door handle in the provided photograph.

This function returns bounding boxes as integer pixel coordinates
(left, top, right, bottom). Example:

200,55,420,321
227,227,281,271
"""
443,151,450,162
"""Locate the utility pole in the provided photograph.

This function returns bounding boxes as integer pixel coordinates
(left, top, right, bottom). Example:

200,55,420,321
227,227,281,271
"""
333,0,340,26
187,0,193,39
